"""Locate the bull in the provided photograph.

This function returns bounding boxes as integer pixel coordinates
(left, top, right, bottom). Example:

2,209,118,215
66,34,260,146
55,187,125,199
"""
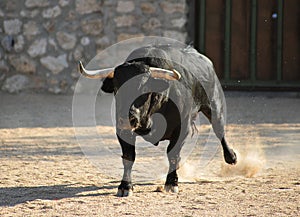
78,44,237,197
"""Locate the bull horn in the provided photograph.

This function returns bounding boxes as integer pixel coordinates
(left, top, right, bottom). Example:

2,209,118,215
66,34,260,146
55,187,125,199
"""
78,61,114,79
149,67,181,81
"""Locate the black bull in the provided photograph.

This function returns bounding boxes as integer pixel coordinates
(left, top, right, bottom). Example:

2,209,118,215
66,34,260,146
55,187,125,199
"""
78,45,237,196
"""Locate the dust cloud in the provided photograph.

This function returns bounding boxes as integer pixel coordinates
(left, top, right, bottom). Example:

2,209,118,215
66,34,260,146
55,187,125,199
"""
178,126,267,180
220,128,266,178
178,147,265,182
220,149,265,178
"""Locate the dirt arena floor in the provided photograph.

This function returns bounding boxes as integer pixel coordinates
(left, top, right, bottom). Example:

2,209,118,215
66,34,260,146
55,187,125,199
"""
0,92,299,216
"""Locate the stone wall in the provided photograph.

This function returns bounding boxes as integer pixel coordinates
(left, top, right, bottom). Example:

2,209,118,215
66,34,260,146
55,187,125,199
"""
0,0,190,94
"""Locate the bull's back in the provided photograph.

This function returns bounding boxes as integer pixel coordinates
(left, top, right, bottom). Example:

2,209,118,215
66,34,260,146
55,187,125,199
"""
127,45,215,83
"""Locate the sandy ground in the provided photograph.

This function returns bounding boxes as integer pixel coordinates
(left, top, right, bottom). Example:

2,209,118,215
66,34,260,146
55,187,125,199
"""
0,92,300,216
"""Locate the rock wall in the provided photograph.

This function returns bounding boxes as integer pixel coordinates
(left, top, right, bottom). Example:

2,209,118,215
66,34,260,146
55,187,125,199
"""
0,0,190,93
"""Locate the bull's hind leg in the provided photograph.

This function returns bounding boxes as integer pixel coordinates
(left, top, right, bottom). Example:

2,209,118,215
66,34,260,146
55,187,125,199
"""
201,106,237,165
221,137,237,165
116,133,136,197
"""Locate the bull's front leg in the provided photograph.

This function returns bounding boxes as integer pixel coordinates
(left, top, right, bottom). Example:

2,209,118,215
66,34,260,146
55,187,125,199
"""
165,147,181,193
165,125,188,193
116,132,136,197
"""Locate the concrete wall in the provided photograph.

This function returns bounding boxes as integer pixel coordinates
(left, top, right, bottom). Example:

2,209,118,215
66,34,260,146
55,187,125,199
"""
0,0,190,93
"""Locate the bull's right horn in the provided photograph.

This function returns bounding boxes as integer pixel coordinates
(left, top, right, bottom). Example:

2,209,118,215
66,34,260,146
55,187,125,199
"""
78,61,114,79
149,67,181,81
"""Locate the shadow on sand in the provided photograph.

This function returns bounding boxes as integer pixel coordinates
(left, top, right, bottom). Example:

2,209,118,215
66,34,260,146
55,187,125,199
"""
0,184,118,207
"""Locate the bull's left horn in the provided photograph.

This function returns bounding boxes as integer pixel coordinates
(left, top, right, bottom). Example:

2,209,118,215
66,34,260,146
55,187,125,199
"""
78,61,114,79
149,67,181,81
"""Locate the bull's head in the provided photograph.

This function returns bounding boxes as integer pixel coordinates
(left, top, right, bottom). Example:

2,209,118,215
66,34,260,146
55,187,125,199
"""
78,60,181,136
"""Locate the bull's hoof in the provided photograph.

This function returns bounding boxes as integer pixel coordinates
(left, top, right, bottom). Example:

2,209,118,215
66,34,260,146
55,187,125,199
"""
224,148,237,165
117,189,133,197
165,171,179,193
164,185,179,193
117,180,133,197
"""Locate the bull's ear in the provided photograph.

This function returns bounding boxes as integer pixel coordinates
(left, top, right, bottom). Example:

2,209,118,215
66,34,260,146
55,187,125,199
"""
101,77,114,93
147,77,170,92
